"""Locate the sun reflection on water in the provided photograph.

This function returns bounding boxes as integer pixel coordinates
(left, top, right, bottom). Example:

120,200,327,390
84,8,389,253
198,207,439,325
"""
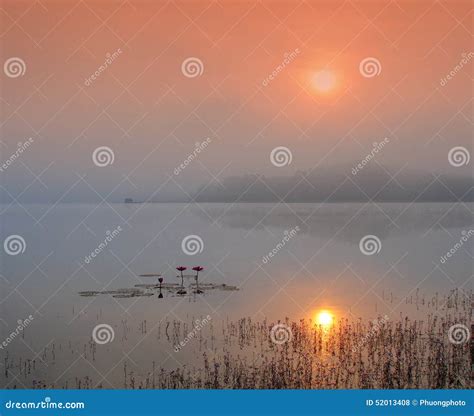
314,310,334,328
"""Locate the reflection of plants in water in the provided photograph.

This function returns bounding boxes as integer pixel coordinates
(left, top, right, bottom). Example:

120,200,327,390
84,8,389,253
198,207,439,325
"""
158,277,163,299
4,290,473,389
78,282,238,299
192,266,204,294
176,267,187,295
194,204,474,244
5,290,470,389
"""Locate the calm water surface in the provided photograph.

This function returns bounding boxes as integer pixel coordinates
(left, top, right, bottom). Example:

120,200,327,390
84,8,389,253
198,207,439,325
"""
1,202,472,387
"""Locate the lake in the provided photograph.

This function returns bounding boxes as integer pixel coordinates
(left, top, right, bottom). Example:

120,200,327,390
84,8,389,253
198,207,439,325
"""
1,202,472,388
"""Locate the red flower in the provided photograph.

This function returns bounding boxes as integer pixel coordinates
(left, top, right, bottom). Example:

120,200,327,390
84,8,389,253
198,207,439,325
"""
176,266,187,272
192,266,203,272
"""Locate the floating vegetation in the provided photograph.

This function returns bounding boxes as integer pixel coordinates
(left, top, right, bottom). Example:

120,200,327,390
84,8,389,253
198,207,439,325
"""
112,292,154,299
189,283,239,291
78,283,238,298
78,291,99,297
78,288,143,297
134,283,180,289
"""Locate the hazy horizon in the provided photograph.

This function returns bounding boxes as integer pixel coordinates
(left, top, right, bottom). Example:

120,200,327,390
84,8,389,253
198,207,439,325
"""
1,166,473,203
1,1,472,204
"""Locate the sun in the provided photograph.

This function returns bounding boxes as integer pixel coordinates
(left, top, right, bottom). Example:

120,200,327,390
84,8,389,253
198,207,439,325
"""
316,310,334,327
312,70,336,93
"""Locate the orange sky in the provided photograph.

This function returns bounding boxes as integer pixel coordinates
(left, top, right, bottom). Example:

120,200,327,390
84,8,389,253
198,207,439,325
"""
0,0,472,201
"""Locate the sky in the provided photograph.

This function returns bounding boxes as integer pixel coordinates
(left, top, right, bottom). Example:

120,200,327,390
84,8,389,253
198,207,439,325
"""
0,0,472,202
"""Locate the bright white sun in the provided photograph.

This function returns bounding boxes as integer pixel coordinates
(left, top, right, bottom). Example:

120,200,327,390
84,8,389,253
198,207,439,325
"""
312,70,336,93
316,310,334,327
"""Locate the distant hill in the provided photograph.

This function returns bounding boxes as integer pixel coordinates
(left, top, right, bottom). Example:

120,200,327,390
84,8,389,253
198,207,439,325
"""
190,167,474,203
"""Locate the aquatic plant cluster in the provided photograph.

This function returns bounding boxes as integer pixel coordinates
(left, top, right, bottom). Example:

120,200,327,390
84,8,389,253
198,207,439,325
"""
2,291,470,390
78,265,238,299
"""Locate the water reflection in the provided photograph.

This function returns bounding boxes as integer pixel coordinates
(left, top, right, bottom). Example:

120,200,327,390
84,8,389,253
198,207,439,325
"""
1,202,472,389
193,203,473,244
315,310,334,327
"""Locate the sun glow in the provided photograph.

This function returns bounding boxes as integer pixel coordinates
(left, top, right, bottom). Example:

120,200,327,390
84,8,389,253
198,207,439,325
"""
312,70,336,93
316,310,334,327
